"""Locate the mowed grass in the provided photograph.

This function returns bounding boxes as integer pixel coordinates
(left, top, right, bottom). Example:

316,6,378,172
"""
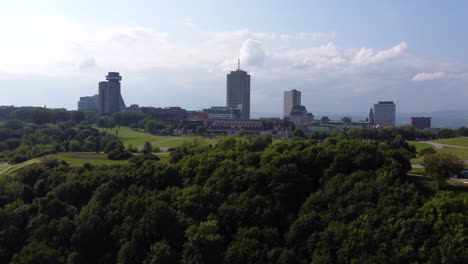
52,152,172,167
152,139,188,148
100,129,169,148
51,152,130,167
407,140,468,164
408,141,434,164
431,137,468,147
408,141,434,152
438,147,468,160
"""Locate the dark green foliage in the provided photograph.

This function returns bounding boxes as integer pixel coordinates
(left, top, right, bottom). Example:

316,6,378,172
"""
0,121,117,163
423,152,464,188
419,147,436,156
107,148,133,160
0,135,467,263
97,116,115,128
112,112,149,127
142,141,153,154
293,128,305,138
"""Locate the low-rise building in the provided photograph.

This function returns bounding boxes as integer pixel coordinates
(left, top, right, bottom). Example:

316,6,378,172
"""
207,119,264,136
411,117,431,129
141,106,187,124
121,104,142,112
289,105,314,126
78,95,99,111
203,106,242,120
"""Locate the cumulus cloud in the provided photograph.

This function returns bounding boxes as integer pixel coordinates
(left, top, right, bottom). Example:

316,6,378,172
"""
239,39,266,67
412,72,446,82
352,42,408,65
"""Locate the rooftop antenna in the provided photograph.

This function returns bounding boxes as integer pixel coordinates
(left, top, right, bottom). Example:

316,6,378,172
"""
237,58,240,70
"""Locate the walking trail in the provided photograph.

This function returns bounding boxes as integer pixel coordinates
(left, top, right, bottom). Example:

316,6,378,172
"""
422,141,468,149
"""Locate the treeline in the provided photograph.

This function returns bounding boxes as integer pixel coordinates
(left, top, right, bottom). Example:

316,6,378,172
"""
0,135,466,263
303,124,468,141
0,106,176,134
0,120,120,164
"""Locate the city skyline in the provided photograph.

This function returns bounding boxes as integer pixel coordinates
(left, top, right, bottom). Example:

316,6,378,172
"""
1,1,468,114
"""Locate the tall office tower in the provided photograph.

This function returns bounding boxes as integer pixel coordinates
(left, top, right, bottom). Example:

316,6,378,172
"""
283,89,301,117
227,60,250,119
98,72,126,114
372,101,396,127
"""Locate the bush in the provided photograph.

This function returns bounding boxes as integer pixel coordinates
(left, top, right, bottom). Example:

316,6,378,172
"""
419,147,436,156
107,148,133,160
69,140,82,152
9,155,28,164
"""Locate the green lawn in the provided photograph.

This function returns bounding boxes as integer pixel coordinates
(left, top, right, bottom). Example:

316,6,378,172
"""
431,137,468,147
51,152,130,167
101,129,169,148
152,139,188,148
438,146,468,160
407,141,434,152
151,136,219,149
409,167,426,175
52,152,173,167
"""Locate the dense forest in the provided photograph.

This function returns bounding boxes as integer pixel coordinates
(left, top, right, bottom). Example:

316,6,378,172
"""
1,135,466,263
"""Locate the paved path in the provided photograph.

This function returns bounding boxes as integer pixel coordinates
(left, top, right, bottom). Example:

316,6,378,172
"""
422,141,468,149
450,177,468,184
0,162,7,166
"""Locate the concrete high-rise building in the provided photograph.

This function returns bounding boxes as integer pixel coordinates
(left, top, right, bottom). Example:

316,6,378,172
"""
227,60,250,119
283,89,301,117
78,94,98,111
98,72,126,114
371,101,396,127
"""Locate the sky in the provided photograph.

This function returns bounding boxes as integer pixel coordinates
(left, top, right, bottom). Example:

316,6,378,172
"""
0,0,467,115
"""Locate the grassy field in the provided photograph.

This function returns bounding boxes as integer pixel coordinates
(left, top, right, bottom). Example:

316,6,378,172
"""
431,137,468,147
407,141,434,152
50,152,129,167
51,152,173,167
101,129,170,148
0,158,44,176
438,147,468,160
409,167,426,175
152,139,188,148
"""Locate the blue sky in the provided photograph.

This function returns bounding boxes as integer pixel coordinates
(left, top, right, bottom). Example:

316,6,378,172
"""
1,0,467,115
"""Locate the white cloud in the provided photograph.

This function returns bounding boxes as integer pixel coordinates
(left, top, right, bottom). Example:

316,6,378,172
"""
239,39,266,67
412,72,446,82
352,42,408,65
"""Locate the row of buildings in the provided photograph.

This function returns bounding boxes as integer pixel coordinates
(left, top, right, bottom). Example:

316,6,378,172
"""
77,65,432,136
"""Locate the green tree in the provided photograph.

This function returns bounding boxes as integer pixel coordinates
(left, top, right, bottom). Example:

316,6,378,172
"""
195,125,206,136
320,116,330,123
238,128,246,137
182,220,224,264
69,140,82,152
142,141,153,154
422,152,464,188
293,128,305,138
